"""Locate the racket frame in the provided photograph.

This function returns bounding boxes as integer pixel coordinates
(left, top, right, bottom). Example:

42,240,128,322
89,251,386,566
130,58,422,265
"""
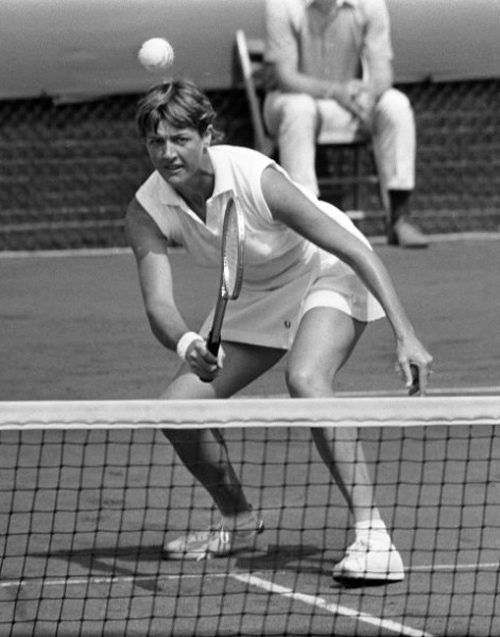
207,198,245,355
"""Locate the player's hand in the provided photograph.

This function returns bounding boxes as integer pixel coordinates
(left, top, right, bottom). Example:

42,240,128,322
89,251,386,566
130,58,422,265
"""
395,335,433,396
184,338,225,382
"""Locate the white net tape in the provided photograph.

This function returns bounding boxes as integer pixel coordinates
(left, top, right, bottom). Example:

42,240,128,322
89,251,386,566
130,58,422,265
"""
1,395,499,429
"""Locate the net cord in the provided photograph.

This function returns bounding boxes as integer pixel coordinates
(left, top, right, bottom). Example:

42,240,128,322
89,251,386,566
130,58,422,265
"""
1,396,499,430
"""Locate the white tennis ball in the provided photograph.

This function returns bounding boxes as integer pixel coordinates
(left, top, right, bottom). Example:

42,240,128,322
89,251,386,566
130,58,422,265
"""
138,38,175,72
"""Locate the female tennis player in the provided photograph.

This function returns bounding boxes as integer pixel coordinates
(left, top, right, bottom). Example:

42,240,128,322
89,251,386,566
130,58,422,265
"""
126,80,433,582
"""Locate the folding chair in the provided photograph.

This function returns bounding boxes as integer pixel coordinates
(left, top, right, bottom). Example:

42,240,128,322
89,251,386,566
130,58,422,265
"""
234,29,386,219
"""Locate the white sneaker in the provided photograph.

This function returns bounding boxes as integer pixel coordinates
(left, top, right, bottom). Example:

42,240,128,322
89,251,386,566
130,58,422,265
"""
332,536,405,582
164,519,264,560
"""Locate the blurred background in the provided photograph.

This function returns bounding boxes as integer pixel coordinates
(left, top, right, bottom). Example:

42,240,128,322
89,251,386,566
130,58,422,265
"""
1,0,499,251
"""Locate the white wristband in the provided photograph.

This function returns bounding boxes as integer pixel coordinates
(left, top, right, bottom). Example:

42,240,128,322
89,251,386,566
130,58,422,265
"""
176,332,202,361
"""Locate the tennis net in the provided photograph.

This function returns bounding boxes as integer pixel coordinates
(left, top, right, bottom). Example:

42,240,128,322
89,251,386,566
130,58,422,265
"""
1,396,499,637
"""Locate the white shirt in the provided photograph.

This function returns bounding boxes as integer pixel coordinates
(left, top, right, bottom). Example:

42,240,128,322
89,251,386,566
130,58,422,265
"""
135,144,381,348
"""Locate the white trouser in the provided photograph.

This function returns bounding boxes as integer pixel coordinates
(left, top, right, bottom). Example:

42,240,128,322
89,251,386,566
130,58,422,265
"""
263,88,416,198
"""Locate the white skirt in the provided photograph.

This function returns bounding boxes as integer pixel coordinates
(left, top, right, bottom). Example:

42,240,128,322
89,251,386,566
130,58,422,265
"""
199,246,385,351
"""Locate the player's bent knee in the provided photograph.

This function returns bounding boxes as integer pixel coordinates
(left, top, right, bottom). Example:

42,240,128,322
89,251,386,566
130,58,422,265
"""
285,366,330,398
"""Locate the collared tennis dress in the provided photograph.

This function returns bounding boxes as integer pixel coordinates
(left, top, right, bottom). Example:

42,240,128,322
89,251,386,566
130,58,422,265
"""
135,145,384,350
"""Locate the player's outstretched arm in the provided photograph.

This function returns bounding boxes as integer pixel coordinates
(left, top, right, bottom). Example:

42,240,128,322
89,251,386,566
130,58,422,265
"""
125,198,219,379
126,197,188,350
261,167,433,393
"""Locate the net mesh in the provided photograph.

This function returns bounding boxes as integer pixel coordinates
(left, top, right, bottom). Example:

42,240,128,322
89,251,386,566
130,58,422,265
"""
1,396,499,637
1,79,499,251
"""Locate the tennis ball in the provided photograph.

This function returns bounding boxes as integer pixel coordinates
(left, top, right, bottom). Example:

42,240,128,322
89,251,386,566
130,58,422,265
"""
138,38,175,72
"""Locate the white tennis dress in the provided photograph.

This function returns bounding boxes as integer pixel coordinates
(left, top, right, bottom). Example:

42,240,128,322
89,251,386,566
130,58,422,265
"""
135,145,384,349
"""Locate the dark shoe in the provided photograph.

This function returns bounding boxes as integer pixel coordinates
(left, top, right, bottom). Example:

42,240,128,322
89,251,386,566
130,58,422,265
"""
388,220,429,249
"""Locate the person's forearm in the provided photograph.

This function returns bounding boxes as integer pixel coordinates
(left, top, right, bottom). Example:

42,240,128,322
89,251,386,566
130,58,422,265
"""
343,249,415,341
146,300,192,352
275,68,391,102
275,68,343,99
366,64,393,100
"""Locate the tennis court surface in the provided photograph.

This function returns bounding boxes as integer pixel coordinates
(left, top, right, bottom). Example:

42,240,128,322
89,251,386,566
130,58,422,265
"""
1,239,499,636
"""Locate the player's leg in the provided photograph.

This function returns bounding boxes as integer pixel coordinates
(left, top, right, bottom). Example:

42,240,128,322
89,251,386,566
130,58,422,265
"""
286,306,379,520
162,341,285,559
286,306,404,580
263,92,319,195
163,340,284,400
162,341,284,518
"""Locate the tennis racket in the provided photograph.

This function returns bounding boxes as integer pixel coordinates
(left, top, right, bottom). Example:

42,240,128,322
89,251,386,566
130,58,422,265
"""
408,363,420,396
206,197,245,356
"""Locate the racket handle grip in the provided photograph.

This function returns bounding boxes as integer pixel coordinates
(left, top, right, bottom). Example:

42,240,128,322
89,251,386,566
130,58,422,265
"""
206,332,220,356
408,364,420,396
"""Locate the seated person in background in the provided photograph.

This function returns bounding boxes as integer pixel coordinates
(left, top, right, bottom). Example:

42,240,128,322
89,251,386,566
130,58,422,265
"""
263,0,428,248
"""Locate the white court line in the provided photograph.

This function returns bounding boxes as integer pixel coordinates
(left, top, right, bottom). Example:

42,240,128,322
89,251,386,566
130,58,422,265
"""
1,231,499,259
0,247,131,259
255,386,500,399
0,572,213,589
410,562,500,573
337,386,500,397
230,572,434,637
370,231,500,245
